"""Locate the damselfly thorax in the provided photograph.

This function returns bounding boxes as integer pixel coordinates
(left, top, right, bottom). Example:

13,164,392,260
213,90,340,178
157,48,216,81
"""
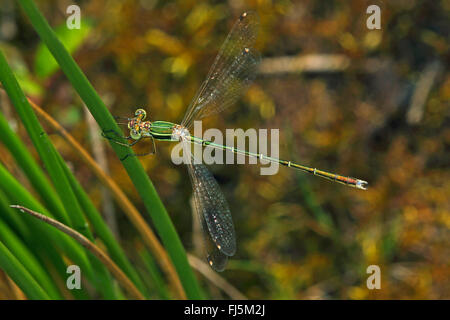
127,109,191,142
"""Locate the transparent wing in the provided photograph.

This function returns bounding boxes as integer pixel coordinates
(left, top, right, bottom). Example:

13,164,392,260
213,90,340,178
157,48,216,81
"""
200,209,229,272
186,153,236,259
181,11,261,128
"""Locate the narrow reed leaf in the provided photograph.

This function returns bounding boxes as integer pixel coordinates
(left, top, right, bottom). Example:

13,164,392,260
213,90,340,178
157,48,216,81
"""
0,109,66,227
0,50,90,237
138,247,171,299
0,190,30,238
10,205,145,300
0,101,119,299
0,240,50,300
0,218,62,299
28,99,184,298
0,162,96,286
0,47,126,298
57,154,149,297
18,0,203,299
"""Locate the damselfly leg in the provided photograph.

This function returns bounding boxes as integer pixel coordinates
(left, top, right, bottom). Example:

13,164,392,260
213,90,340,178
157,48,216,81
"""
123,137,157,160
102,129,157,160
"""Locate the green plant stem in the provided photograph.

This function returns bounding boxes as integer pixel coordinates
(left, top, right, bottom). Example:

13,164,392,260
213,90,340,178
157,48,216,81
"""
0,109,66,224
10,205,145,300
0,50,120,299
0,217,61,299
57,154,149,297
0,162,95,289
17,0,202,299
0,240,50,299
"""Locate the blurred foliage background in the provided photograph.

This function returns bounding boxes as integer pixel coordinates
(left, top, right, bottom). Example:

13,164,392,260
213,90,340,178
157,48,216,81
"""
0,0,448,299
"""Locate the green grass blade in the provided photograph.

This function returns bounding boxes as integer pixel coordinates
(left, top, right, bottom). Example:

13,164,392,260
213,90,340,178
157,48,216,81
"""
0,217,62,299
0,109,120,299
138,247,170,299
45,148,120,299
57,154,149,297
0,49,123,298
0,49,95,239
0,190,30,238
0,50,72,227
0,240,50,299
0,111,67,225
34,19,92,79
18,0,203,299
0,162,95,286
0,164,114,299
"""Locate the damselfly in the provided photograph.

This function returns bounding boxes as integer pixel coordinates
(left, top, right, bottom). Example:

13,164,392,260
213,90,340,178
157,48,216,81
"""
105,12,368,271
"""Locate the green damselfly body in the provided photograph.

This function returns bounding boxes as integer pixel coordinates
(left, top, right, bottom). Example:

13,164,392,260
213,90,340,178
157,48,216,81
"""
105,11,368,271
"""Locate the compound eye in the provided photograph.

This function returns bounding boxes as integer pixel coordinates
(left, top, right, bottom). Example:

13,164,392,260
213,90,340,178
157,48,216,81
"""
135,108,146,120
130,129,141,140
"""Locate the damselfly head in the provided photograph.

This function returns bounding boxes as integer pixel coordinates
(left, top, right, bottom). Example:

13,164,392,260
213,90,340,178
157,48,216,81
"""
127,109,147,139
127,118,141,140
